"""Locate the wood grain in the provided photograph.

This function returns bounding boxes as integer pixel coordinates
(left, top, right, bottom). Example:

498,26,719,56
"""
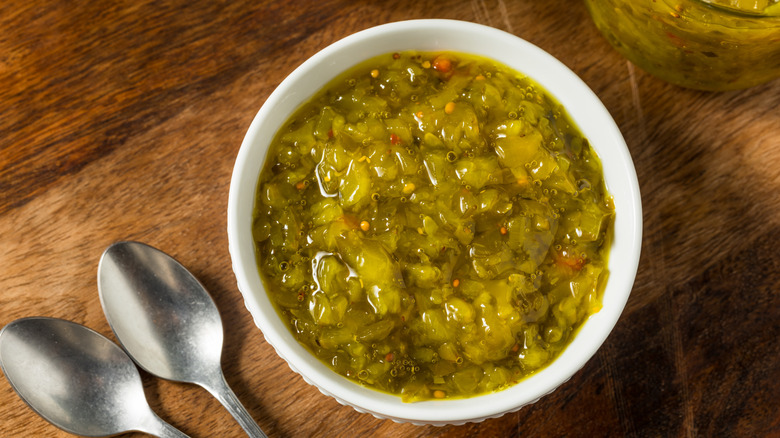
1,1,778,437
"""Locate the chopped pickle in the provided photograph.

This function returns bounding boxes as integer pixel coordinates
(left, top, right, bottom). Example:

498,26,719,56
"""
253,51,615,402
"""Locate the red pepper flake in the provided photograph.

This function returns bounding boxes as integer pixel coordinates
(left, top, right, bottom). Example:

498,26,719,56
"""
556,249,586,271
500,226,508,235
385,353,395,362
295,180,307,190
432,55,452,73
327,129,334,138
452,278,460,288
390,133,401,145
665,32,685,48
392,52,400,59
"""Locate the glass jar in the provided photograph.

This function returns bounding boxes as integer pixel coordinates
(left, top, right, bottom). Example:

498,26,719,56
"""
584,0,780,91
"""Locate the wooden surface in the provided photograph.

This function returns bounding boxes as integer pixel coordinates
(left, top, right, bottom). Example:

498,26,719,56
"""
1,1,778,437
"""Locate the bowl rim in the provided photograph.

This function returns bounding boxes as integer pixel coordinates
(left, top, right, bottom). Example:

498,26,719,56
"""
228,18,642,425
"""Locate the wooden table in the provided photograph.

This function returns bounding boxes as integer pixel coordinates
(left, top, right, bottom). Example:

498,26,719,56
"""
2,1,778,437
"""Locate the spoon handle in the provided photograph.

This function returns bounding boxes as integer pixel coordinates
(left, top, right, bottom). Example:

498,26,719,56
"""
154,422,191,438
140,414,191,438
207,372,267,438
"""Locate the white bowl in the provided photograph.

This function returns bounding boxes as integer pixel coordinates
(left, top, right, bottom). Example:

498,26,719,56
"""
227,19,642,426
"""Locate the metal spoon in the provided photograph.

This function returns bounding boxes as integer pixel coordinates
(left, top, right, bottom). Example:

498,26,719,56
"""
0,317,189,438
97,241,266,438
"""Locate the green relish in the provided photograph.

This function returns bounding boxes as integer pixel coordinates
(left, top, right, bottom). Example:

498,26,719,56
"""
585,0,780,91
252,51,614,401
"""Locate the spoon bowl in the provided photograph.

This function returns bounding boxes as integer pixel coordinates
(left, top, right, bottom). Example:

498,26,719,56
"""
0,317,188,437
98,241,265,438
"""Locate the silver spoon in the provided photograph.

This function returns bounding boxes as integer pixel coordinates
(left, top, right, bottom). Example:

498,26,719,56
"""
97,241,266,438
0,317,189,438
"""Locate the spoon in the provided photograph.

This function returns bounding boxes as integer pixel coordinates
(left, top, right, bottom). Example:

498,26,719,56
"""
98,241,266,438
0,317,189,438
